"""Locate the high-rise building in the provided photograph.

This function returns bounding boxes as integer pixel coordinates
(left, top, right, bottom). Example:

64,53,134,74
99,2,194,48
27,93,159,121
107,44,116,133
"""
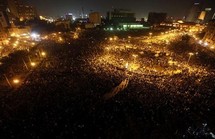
0,11,9,45
147,12,167,25
0,0,8,11
18,5,37,21
107,9,136,24
89,12,101,25
7,0,19,18
1,0,38,21
203,8,214,23
0,11,10,28
186,2,201,22
186,1,215,23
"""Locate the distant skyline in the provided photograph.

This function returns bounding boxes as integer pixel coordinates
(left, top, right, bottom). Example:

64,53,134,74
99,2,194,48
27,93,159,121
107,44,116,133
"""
25,0,215,19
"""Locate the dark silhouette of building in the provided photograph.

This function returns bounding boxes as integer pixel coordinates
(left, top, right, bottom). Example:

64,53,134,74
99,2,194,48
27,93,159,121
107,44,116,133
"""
0,0,38,21
107,9,136,25
0,0,8,11
147,12,167,25
0,11,10,28
186,2,202,23
200,7,215,23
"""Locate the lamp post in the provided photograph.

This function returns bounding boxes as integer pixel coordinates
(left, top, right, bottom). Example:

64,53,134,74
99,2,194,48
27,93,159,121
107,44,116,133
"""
188,52,194,64
13,79,20,84
149,32,153,43
149,32,152,37
41,51,46,58
30,62,36,67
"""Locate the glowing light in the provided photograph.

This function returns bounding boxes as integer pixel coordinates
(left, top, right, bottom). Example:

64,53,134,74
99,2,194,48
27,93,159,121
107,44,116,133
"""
204,42,208,46
31,33,40,41
31,33,39,38
132,54,138,58
149,32,152,36
41,52,46,57
59,37,63,41
13,79,20,84
189,52,194,56
30,62,36,67
125,62,129,69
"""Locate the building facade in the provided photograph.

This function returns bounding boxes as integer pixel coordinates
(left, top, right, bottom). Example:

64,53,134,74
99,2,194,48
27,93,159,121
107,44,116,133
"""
2,0,38,21
186,2,201,23
107,9,136,25
186,2,215,23
89,12,101,25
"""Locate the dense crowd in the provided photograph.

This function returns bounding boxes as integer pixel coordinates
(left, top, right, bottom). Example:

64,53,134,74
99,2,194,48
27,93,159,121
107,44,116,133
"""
0,30,215,138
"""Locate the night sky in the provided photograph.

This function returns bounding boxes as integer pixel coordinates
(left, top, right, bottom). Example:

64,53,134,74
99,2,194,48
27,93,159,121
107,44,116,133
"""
26,0,215,19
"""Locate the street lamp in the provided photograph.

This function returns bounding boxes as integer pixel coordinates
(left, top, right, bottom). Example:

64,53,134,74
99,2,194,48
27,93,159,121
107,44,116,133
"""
149,32,152,38
30,62,36,67
13,79,20,84
204,42,208,47
41,52,46,57
188,52,194,64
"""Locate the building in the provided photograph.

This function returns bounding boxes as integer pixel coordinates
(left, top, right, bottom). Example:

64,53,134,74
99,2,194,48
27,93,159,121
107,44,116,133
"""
107,9,136,25
186,1,215,23
105,9,150,31
65,13,73,21
203,20,215,45
198,8,215,23
0,0,8,11
0,11,10,28
203,8,214,22
186,2,201,23
147,12,167,25
89,12,101,25
15,0,38,21
0,11,10,45
17,5,37,21
7,0,19,18
2,0,38,21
